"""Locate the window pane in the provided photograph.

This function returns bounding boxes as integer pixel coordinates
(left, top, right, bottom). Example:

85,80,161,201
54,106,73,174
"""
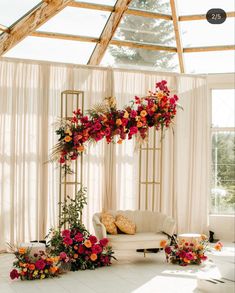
211,131,235,214
101,45,179,71
180,18,235,47
0,0,41,27
113,15,176,46
184,51,235,73
4,36,96,64
129,0,171,15
177,0,234,16
37,7,110,38
75,0,117,5
212,89,235,127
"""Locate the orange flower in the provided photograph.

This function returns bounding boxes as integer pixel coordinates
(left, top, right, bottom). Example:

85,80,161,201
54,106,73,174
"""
117,139,122,144
214,242,223,251
151,105,157,112
28,264,35,271
19,262,24,267
116,119,122,126
160,239,167,248
140,110,147,117
200,234,208,241
183,258,190,263
84,240,92,248
157,92,164,99
77,145,85,152
137,121,143,128
49,266,58,274
74,254,78,259
90,253,97,261
123,111,129,118
64,135,72,142
18,247,26,255
74,245,78,250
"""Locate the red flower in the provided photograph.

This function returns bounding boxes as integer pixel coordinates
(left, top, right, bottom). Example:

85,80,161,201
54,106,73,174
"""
61,229,71,238
129,126,138,135
185,252,194,260
59,157,65,164
100,238,109,247
63,237,73,246
74,233,84,242
130,110,137,118
165,246,172,254
35,259,46,270
89,235,97,244
91,244,102,254
94,122,102,131
104,128,111,137
59,252,67,260
78,245,85,254
10,269,19,280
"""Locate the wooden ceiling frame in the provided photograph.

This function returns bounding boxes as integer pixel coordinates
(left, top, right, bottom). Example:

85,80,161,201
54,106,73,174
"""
179,11,235,21
184,45,235,53
0,24,10,33
88,0,132,65
0,0,72,56
170,0,184,73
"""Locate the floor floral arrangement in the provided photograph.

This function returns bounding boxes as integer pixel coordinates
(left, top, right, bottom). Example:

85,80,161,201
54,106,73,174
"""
51,80,181,173
160,235,223,266
10,188,115,280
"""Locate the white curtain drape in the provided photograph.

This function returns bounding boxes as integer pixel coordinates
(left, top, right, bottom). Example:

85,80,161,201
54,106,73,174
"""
0,58,209,251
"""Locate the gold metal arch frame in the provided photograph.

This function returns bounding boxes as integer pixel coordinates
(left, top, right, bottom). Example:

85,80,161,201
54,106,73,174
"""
59,90,84,225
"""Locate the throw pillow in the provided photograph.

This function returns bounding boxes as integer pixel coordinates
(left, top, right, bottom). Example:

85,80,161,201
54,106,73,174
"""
115,214,136,235
101,212,117,235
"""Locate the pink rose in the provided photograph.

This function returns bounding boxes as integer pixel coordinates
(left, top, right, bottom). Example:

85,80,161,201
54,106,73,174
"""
91,244,102,254
185,252,194,260
100,238,109,247
94,122,102,131
35,259,46,270
74,233,84,242
63,237,73,246
129,126,138,135
89,235,97,244
61,229,71,238
59,252,67,260
130,110,137,118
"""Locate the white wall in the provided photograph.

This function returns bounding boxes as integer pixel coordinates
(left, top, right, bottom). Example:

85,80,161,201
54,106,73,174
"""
207,73,235,242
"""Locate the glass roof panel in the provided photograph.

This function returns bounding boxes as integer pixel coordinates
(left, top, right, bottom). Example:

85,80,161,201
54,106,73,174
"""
184,51,235,73
180,18,235,47
101,45,179,71
3,36,96,64
37,7,111,37
0,0,41,27
177,0,235,16
75,0,117,5
129,0,171,15
113,15,176,46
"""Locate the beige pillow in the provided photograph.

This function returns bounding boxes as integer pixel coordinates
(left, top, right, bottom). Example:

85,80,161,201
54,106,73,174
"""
101,212,117,235
115,214,136,235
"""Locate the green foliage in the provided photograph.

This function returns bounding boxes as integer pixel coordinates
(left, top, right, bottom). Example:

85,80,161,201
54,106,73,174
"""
109,0,176,70
59,187,88,232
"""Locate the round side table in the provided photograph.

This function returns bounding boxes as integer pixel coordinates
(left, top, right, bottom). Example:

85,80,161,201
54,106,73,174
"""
19,242,46,256
178,233,202,244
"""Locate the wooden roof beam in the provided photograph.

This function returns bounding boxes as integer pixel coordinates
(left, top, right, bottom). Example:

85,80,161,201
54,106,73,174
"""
0,24,10,33
170,0,184,73
0,0,72,56
184,45,235,53
179,11,235,21
88,0,132,65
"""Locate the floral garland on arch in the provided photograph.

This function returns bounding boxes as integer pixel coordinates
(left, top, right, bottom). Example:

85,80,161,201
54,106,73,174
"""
51,80,180,172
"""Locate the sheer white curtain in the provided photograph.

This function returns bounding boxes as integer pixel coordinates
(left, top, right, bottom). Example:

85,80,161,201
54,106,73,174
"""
0,59,108,250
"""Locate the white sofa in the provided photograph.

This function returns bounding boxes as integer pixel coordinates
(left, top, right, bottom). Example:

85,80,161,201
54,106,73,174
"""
93,210,175,250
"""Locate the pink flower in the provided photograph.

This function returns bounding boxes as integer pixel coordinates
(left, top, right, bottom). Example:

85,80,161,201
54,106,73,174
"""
63,237,73,246
74,233,84,242
165,246,172,254
89,235,97,244
129,126,138,135
185,252,194,260
94,122,102,131
10,269,19,280
179,251,186,258
94,132,103,141
91,244,102,254
59,252,67,260
35,259,46,270
104,128,111,136
61,229,71,238
100,238,109,247
130,110,137,118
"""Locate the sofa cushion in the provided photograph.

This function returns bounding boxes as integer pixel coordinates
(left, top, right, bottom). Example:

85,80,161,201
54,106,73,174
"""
115,214,136,235
101,212,117,235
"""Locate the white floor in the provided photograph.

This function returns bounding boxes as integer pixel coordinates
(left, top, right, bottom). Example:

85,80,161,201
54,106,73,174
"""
0,245,234,293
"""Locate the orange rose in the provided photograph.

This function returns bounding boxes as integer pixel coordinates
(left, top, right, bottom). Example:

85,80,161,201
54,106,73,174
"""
90,253,97,261
77,145,85,152
137,121,143,128
29,264,35,271
84,240,92,248
18,247,26,255
74,245,78,250
74,254,78,259
116,119,122,126
49,266,58,274
64,135,72,142
157,92,164,99
140,110,147,117
117,139,122,144
160,239,167,248
214,242,223,251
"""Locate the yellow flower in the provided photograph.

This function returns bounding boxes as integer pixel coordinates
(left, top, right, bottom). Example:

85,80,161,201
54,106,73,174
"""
200,234,208,241
33,270,38,276
123,111,129,118
18,247,26,255
116,118,122,126
64,135,72,142
44,269,48,274
140,110,147,117
40,274,45,279
160,239,167,248
65,129,72,136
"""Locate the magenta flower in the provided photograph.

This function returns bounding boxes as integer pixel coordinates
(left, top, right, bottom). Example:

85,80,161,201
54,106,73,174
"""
35,259,46,270
89,235,97,244
59,252,67,260
91,244,102,254
10,269,19,280
165,246,172,254
61,229,71,238
100,238,109,247
63,237,73,246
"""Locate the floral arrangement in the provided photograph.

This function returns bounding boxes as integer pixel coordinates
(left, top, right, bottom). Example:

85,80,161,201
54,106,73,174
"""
160,235,223,266
9,247,60,280
49,228,113,271
51,80,180,172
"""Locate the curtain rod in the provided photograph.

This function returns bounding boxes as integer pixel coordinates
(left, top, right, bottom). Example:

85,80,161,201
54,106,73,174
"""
0,56,208,78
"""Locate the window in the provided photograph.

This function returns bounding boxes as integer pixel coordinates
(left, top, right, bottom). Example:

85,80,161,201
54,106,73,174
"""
211,89,235,214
